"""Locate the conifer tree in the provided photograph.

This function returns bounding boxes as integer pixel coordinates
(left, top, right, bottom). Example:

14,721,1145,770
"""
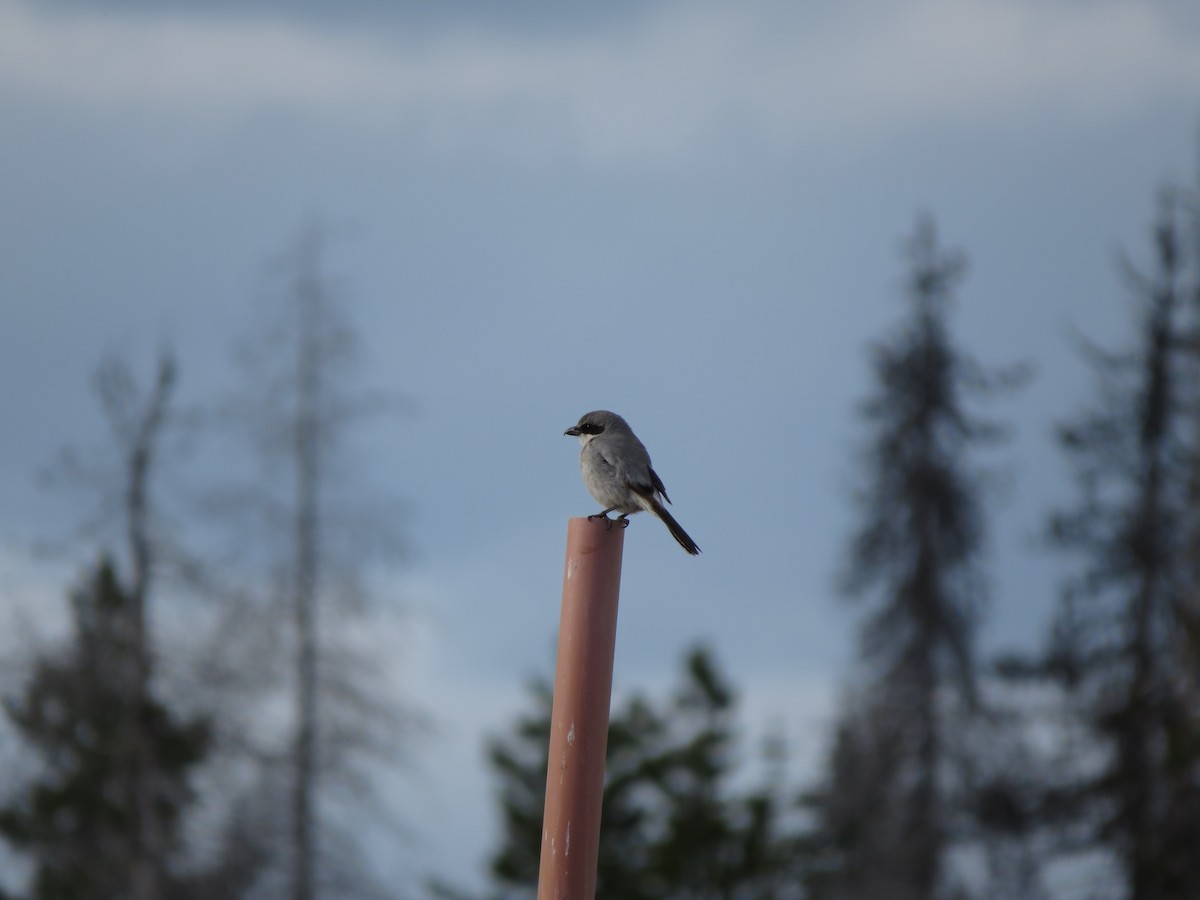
1025,189,1200,899
481,647,796,899
804,217,1018,900
0,559,210,900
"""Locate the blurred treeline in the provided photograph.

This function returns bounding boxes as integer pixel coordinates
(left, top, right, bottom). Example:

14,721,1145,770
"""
453,169,1200,899
2,158,1200,900
0,227,416,900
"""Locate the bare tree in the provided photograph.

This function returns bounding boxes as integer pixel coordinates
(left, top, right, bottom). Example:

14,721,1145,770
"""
19,354,196,898
216,224,414,900
76,354,179,899
113,356,176,900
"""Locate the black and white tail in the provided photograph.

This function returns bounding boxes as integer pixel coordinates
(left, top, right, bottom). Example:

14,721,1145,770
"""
650,497,701,555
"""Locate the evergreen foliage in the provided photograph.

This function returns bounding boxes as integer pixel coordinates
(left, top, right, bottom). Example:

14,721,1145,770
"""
803,217,1020,900
483,646,798,900
0,559,211,900
1010,189,1200,899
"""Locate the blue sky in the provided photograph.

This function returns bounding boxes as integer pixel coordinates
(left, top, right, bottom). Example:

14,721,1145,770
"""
3,0,1200,890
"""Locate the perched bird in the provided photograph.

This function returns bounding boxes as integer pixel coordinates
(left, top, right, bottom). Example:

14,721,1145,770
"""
564,410,700,555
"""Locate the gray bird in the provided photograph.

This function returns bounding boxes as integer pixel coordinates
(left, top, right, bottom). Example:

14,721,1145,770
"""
564,410,700,555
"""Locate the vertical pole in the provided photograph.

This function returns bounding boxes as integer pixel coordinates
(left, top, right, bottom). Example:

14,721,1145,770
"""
537,517,625,900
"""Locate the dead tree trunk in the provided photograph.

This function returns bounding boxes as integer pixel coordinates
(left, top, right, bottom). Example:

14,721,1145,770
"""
290,235,323,900
96,355,176,900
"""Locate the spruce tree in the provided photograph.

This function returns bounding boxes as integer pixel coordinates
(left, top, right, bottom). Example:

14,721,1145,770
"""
0,558,210,900
804,217,1017,900
1029,189,1200,899
481,647,796,899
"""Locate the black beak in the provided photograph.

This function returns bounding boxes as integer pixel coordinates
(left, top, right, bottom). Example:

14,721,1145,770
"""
564,426,581,436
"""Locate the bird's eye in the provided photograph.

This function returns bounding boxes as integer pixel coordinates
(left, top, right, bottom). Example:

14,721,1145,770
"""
581,423,603,435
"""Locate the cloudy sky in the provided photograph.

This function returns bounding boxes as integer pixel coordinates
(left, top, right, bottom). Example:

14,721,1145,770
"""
3,0,1200,890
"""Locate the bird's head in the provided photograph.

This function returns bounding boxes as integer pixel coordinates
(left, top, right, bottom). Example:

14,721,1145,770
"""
564,409,627,444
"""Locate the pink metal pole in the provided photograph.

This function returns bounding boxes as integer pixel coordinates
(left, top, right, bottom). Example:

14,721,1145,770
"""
536,517,625,900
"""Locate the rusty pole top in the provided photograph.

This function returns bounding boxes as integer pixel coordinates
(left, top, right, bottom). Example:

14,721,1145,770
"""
537,517,625,900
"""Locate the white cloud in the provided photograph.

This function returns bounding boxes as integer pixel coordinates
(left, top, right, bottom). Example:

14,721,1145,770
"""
2,0,1198,162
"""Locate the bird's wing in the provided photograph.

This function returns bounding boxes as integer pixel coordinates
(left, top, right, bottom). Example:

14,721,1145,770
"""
595,437,658,497
586,440,619,481
647,466,672,505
